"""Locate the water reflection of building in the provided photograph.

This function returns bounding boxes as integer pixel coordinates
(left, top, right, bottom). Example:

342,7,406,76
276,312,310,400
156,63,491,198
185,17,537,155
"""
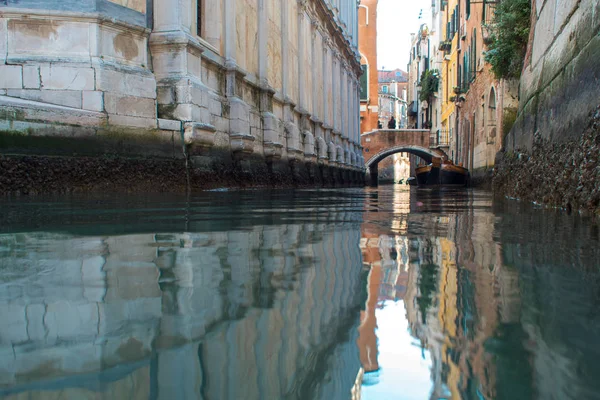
0,222,364,399
406,197,528,400
357,190,413,386
360,187,600,399
359,189,526,400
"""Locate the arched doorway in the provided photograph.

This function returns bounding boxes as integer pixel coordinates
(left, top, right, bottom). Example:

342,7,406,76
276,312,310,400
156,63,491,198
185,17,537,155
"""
462,117,471,169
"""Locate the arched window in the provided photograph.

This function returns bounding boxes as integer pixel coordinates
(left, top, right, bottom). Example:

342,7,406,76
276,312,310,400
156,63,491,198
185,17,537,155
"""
488,86,497,141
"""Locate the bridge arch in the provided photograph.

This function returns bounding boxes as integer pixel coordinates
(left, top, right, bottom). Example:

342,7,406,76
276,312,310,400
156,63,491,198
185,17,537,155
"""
365,145,443,169
361,129,448,185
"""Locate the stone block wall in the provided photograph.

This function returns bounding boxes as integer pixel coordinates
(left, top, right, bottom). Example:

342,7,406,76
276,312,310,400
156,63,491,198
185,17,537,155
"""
0,0,365,192
0,6,158,132
506,0,600,150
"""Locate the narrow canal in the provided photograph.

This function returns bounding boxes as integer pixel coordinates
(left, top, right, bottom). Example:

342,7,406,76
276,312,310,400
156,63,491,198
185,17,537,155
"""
0,185,599,399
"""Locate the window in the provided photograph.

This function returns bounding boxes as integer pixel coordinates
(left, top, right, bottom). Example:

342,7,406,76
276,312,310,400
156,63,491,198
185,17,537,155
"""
360,64,369,101
466,0,470,19
196,0,203,37
471,28,477,80
488,87,497,127
382,86,389,93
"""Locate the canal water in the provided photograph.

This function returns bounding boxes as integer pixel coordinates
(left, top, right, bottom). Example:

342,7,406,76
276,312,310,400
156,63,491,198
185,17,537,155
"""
0,185,599,400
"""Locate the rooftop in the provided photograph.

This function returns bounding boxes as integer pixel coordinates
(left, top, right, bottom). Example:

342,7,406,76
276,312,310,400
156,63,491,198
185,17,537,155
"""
378,69,408,83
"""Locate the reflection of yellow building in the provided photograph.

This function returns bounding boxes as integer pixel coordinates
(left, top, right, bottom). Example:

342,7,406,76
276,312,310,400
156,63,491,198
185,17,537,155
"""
436,238,462,399
440,0,460,160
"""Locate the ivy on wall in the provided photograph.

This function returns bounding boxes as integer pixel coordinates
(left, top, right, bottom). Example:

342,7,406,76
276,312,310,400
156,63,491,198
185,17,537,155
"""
419,69,440,102
484,0,531,79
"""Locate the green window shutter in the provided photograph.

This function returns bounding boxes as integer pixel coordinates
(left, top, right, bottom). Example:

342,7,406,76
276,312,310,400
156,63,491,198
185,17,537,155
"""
360,65,369,101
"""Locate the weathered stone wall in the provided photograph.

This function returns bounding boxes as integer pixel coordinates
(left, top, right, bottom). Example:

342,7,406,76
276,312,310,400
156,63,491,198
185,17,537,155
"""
495,0,600,211
506,0,600,150
494,105,600,214
0,0,365,193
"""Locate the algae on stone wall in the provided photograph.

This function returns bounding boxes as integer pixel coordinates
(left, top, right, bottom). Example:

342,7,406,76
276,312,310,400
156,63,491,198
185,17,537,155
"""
493,106,600,214
502,107,518,141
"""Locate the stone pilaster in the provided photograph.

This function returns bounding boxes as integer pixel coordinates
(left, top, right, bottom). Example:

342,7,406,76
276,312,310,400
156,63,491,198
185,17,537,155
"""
259,0,283,161
150,0,216,148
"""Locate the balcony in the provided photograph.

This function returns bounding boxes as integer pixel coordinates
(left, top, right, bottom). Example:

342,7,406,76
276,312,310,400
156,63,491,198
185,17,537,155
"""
430,129,449,148
408,101,418,117
439,40,452,52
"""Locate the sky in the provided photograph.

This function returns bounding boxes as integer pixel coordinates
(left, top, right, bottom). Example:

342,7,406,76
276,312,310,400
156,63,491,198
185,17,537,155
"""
360,301,434,399
377,0,430,71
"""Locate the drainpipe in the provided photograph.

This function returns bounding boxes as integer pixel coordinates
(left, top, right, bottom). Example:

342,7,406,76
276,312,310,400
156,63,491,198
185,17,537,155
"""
180,121,191,194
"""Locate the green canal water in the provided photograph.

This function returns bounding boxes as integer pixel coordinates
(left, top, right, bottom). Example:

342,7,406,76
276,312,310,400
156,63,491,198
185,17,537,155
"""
0,185,599,399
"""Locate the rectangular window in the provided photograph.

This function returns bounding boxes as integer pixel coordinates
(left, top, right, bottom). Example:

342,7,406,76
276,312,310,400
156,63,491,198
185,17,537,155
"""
197,0,203,37
483,0,487,23
382,86,389,93
466,0,471,19
471,28,477,81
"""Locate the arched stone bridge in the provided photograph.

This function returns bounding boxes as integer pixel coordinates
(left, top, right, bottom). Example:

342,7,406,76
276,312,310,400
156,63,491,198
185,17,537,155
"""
361,129,448,185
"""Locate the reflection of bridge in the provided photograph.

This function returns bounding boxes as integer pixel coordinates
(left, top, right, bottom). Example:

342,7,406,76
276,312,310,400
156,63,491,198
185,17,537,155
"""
361,129,448,185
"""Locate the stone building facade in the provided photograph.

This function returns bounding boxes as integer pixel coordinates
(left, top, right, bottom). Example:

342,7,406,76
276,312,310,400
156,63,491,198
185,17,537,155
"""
0,0,364,188
406,26,430,130
507,0,600,151
358,0,379,134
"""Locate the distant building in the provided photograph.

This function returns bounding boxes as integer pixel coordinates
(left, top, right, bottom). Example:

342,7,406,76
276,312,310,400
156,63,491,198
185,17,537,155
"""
375,69,410,183
378,69,408,129
407,25,431,131
359,0,379,134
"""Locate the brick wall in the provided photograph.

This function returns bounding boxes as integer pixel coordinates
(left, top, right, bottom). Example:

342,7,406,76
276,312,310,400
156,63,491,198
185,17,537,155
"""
359,0,379,133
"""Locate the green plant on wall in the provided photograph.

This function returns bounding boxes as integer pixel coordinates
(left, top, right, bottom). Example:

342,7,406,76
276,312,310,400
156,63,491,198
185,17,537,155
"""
419,69,440,102
484,0,531,79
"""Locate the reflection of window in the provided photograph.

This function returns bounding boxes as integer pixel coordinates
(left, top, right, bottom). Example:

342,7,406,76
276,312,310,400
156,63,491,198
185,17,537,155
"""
382,86,388,93
360,64,369,101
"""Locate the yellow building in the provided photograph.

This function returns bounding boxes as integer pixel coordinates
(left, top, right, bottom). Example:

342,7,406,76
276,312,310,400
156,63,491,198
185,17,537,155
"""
439,0,460,162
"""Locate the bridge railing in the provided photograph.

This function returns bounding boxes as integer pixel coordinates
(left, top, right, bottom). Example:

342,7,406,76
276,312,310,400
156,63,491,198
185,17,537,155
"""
430,129,449,148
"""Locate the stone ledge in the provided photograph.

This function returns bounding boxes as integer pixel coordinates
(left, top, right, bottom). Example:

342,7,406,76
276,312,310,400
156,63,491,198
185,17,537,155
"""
158,118,181,131
0,95,106,127
0,7,150,33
